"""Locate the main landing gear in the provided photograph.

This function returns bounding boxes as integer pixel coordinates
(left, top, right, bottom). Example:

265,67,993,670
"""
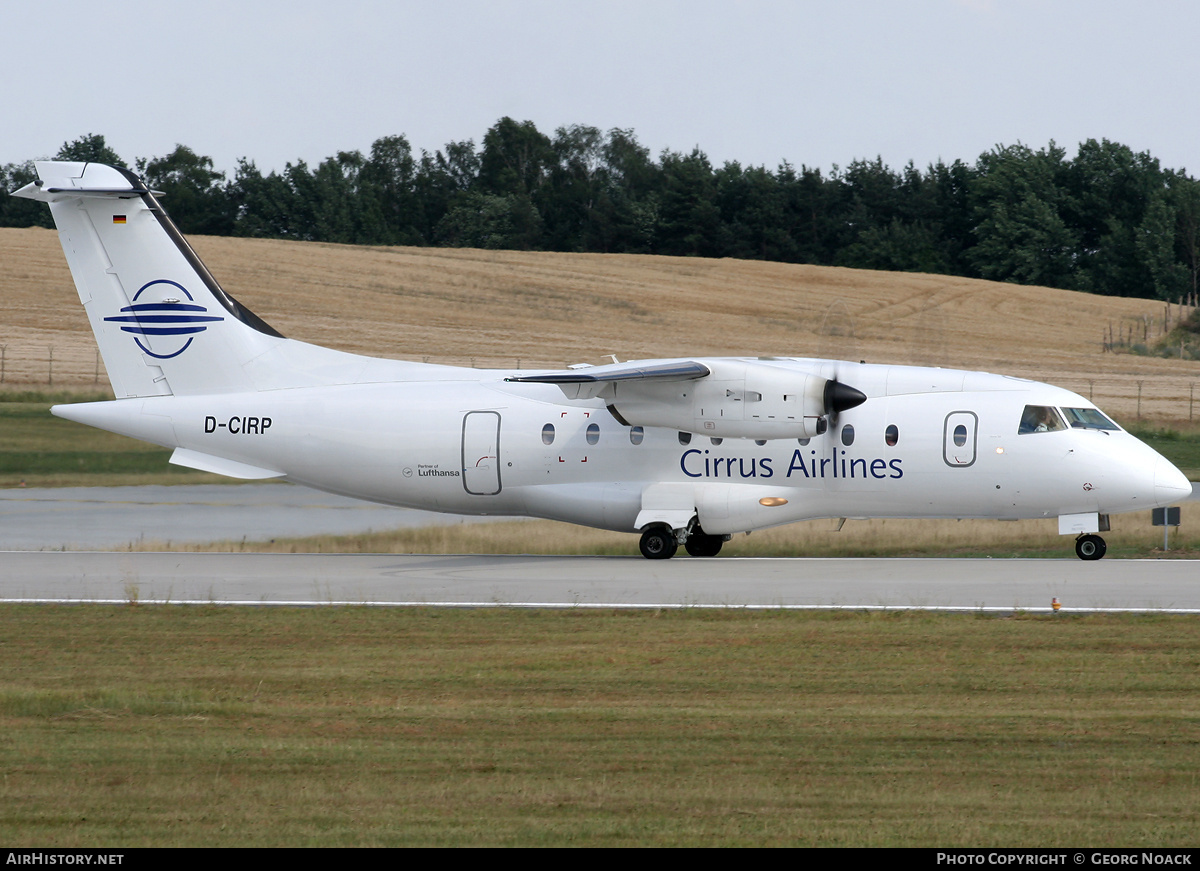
638,523,727,560
638,526,677,559
1075,534,1107,561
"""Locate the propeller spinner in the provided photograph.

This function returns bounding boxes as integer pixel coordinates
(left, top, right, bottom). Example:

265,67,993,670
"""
823,379,867,415
817,378,867,435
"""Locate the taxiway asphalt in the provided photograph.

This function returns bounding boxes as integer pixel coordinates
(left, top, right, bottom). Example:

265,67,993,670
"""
0,483,508,550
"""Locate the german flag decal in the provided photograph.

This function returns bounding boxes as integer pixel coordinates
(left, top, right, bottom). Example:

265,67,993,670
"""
113,215,127,224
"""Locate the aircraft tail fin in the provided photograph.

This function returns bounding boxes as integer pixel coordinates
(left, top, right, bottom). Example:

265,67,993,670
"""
12,161,286,397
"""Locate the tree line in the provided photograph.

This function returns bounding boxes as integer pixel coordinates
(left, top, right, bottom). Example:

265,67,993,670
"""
4,123,1199,301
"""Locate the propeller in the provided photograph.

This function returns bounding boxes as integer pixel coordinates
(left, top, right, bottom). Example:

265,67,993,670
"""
818,375,866,436
823,378,867,415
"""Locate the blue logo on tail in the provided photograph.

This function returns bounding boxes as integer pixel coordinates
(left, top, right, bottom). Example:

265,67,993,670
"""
103,280,224,359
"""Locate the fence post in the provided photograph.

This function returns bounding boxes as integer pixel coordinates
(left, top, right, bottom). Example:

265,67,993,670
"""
1191,383,1195,422
0,344,5,383
1136,381,1143,419
48,346,53,387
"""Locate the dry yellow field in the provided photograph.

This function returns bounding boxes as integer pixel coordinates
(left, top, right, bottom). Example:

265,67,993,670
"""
3,226,1199,420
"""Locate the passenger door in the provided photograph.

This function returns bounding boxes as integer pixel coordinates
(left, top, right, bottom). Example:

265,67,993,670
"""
461,411,502,495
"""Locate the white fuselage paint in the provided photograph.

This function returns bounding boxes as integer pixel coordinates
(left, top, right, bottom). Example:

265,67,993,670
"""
53,358,1190,537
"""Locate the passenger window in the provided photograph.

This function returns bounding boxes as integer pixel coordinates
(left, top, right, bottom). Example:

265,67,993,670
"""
953,424,967,447
885,424,898,447
755,439,767,446
798,438,810,446
841,424,855,446
678,432,692,445
710,437,723,446
1018,405,1067,434
586,423,600,445
542,423,555,445
630,426,644,445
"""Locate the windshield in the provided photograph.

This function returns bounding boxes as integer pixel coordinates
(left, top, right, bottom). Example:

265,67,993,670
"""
1061,407,1120,431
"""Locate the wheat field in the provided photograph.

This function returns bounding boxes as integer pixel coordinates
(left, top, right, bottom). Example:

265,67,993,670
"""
3,226,1200,420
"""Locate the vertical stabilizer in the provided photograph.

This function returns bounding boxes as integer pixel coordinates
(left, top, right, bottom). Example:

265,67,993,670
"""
12,161,285,397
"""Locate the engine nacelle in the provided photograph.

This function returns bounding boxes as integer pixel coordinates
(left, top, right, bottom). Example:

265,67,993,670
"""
608,359,828,439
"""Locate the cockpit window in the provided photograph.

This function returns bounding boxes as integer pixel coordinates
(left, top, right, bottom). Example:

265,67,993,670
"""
1018,405,1067,434
1061,407,1120,431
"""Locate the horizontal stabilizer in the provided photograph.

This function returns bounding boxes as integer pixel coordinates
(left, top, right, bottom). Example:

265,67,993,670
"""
169,448,285,480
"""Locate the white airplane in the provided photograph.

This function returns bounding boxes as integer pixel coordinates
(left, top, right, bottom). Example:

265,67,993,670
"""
13,160,1194,560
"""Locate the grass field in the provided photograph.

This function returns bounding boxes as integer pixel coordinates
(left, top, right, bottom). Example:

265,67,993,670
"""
5,226,1200,421
2,606,1198,847
5,233,1200,846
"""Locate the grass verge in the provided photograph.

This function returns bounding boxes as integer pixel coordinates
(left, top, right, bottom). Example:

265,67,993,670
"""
1,606,1198,846
125,505,1200,559
0,393,227,487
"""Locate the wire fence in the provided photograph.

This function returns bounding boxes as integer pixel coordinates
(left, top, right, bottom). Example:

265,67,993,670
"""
3,340,1200,423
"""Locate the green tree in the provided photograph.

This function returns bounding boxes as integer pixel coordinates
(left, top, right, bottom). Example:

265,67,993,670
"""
56,133,123,166
311,151,366,243
776,163,842,265
594,128,659,253
1064,139,1166,297
137,145,235,235
714,161,795,261
360,135,420,245
230,160,309,240
0,161,54,228
968,143,1080,288
412,140,480,243
541,124,606,251
1136,189,1187,300
1169,172,1200,299
435,191,542,249
657,148,720,256
478,117,553,199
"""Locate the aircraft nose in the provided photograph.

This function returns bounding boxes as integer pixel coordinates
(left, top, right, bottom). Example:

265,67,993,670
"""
1154,456,1192,505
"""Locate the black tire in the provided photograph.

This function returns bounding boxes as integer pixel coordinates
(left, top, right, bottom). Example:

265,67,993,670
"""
1075,534,1107,561
684,533,723,557
639,527,678,560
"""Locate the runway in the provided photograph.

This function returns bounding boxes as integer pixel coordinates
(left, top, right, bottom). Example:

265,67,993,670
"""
3,552,1199,612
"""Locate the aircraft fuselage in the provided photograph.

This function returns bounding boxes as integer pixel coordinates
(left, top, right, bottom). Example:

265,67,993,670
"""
53,359,1187,539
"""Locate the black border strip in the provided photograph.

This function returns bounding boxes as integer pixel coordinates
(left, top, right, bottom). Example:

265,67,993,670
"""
109,165,285,339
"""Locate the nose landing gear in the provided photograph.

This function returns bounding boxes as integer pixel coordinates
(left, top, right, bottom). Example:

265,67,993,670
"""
1075,534,1106,560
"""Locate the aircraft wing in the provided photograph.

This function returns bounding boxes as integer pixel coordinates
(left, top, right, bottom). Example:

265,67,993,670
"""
507,357,861,440
507,360,710,395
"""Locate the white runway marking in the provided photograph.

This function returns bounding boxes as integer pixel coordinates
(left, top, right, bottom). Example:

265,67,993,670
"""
4,598,1200,614
3,552,1199,613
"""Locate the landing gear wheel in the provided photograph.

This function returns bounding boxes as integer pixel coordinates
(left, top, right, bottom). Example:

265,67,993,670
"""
1075,534,1107,561
639,527,678,560
684,533,723,557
